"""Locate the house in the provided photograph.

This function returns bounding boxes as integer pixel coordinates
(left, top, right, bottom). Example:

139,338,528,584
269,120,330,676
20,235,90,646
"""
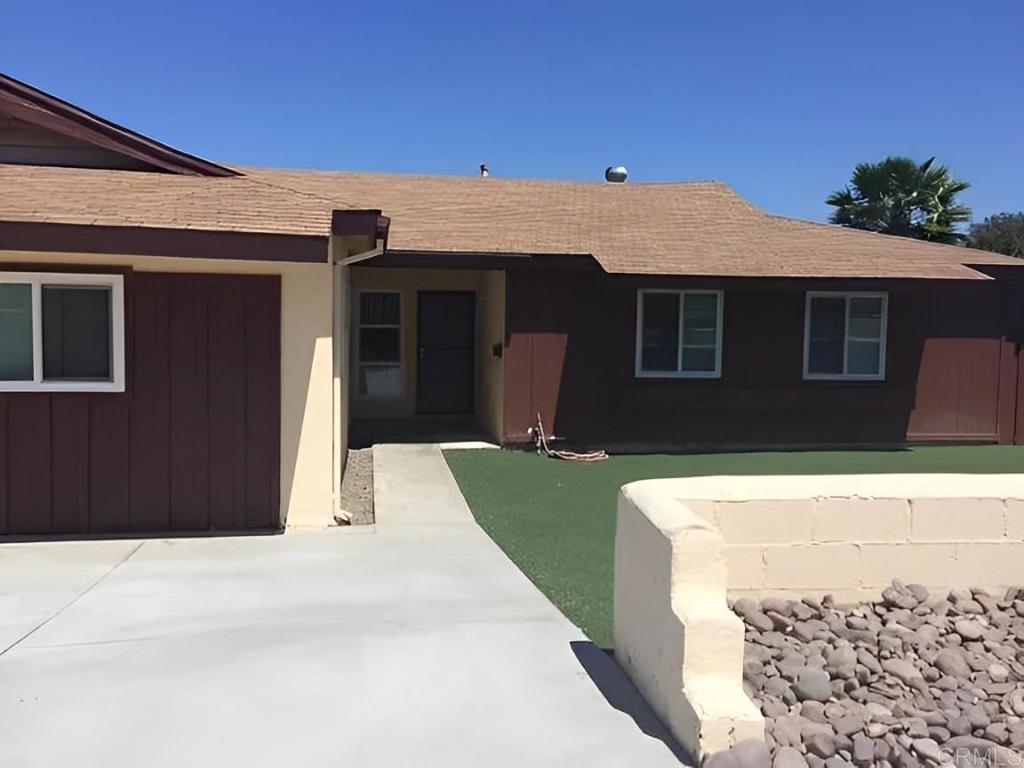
1,72,1022,536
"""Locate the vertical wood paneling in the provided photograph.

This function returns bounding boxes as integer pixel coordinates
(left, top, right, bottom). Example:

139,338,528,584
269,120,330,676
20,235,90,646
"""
207,279,247,529
1017,350,1024,445
7,395,52,534
88,398,131,530
269,279,281,527
955,340,1000,436
909,338,1002,440
50,396,88,532
168,277,210,531
908,338,958,436
0,272,280,536
0,397,7,534
530,333,567,432
243,277,280,529
502,271,535,441
505,271,1013,447
997,340,1017,445
129,275,171,530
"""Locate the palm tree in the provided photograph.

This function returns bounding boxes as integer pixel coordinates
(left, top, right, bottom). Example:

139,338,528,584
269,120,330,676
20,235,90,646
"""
826,156,971,244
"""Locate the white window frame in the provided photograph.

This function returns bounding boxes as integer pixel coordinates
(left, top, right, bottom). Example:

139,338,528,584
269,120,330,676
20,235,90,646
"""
635,289,724,379
803,291,888,382
355,289,403,399
0,272,125,393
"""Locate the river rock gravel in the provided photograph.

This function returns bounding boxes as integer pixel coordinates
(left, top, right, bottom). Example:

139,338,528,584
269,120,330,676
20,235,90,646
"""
727,581,1024,768
336,447,373,525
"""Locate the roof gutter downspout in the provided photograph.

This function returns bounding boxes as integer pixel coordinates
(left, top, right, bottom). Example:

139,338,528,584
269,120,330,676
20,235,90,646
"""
336,237,385,266
331,209,390,266
331,236,386,525
329,209,390,524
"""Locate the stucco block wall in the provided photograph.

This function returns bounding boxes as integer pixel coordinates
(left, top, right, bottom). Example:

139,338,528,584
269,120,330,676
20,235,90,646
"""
763,543,863,591
1,250,334,527
859,543,957,587
724,546,765,589
956,543,1024,584
814,497,911,542
614,473,1024,761
910,497,1007,541
626,474,1024,602
614,481,764,762
1008,499,1024,539
718,500,815,544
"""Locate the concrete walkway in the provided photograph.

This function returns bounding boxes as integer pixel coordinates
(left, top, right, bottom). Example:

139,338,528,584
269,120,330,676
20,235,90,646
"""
372,443,477,526
0,444,684,767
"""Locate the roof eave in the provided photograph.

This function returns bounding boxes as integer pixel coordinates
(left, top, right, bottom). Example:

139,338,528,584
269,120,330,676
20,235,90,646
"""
0,220,326,262
0,73,239,177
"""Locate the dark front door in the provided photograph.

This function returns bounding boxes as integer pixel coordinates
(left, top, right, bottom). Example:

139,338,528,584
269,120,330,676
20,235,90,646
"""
416,291,475,415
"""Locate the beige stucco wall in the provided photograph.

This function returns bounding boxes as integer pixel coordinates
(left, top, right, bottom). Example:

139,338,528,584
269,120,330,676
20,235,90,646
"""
0,249,335,527
333,261,351,514
477,270,505,443
348,266,504,434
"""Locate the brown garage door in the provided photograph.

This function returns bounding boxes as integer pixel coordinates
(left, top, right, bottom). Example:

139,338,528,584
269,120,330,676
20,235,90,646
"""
0,272,280,535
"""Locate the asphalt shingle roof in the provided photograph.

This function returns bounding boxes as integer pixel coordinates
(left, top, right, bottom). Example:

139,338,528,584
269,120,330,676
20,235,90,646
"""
1,162,1020,279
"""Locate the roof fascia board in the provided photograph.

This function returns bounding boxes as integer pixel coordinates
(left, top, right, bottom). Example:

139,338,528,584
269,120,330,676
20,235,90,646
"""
0,221,327,263
375,250,601,272
331,210,390,241
0,74,238,177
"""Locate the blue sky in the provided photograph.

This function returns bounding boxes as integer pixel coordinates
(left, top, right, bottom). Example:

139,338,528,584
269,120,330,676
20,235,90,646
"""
4,1,1022,224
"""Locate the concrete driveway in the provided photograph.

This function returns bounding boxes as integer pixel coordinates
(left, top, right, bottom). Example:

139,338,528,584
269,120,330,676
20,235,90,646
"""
0,445,684,767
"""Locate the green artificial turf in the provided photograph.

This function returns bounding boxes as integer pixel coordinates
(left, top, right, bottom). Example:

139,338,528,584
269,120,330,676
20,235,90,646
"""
445,445,1024,649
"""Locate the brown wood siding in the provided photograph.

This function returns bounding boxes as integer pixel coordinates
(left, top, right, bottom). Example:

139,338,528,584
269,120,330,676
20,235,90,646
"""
997,277,1024,445
1017,352,1024,444
902,285,1005,441
0,272,280,536
503,268,1017,447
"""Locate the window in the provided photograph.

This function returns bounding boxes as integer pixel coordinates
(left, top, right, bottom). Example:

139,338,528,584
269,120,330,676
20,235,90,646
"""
357,291,402,397
804,292,887,380
635,290,723,378
0,272,125,392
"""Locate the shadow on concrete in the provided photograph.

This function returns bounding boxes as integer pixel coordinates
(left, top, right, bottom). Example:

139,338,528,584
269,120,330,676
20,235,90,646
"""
570,640,693,765
0,528,283,544
349,416,487,449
